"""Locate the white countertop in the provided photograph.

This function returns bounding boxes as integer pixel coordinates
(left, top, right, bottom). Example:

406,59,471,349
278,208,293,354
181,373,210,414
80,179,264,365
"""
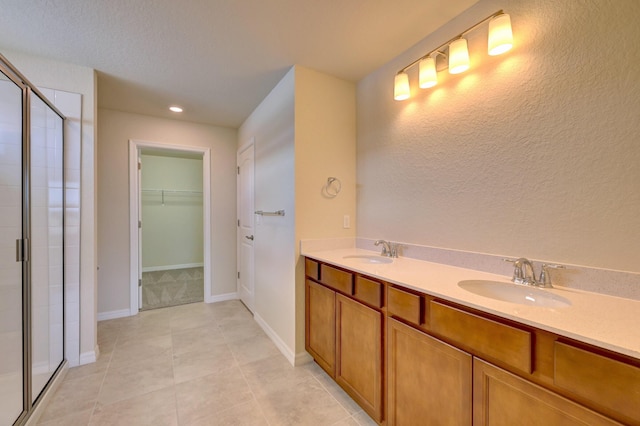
303,247,640,360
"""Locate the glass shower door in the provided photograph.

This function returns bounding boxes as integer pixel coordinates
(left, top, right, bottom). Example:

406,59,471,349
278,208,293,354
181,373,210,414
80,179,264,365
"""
30,92,64,402
0,71,25,424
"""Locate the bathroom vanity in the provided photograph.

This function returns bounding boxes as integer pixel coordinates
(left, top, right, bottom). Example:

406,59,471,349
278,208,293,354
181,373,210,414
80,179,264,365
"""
303,250,640,426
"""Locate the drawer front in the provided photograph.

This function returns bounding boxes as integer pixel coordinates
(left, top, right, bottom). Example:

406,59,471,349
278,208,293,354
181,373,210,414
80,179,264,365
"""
354,276,383,308
320,264,353,294
388,286,422,325
554,341,640,424
305,258,319,281
430,301,532,373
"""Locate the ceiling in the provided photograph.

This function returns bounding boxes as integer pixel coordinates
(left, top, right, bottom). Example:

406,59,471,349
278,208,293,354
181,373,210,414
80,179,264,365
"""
0,0,478,127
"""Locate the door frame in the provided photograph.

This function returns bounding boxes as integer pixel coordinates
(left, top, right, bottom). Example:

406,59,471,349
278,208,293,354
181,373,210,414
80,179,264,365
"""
128,139,212,315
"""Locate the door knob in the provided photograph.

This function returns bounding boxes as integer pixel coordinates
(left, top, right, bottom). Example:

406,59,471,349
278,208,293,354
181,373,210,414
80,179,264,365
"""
245,235,254,240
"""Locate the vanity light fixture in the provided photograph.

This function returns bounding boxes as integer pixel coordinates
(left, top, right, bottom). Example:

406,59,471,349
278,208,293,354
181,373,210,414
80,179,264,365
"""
169,105,183,113
394,10,513,100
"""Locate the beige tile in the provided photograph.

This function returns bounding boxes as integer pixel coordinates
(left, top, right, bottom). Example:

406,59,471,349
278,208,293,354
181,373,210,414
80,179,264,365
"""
37,408,92,426
175,366,253,425
109,334,173,368
188,399,267,426
171,324,225,356
314,372,363,415
240,354,316,398
255,376,350,426
206,300,252,323
353,410,377,426
227,334,280,365
38,372,102,423
64,354,110,382
98,352,174,406
90,386,177,426
170,311,217,333
331,417,361,426
173,343,237,384
115,322,172,347
218,319,264,343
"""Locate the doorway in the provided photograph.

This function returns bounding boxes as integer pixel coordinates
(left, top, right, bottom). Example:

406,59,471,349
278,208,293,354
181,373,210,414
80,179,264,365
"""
237,139,255,312
129,140,212,314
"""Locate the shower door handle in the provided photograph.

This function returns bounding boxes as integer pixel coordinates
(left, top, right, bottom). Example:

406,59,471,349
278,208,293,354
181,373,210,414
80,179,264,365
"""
245,235,254,241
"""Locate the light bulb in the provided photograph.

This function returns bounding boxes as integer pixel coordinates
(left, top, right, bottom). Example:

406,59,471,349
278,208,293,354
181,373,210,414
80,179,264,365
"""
488,14,513,55
449,38,469,74
394,72,410,101
419,57,437,89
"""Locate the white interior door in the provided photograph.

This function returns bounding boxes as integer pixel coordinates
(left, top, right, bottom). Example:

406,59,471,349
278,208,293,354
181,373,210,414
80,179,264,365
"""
237,141,255,312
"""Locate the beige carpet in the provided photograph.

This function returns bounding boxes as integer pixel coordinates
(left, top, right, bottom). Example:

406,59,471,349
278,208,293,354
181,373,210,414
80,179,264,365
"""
141,267,204,310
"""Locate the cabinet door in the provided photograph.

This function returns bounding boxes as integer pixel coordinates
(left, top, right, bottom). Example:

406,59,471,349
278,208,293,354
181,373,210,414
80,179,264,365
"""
306,280,336,376
473,358,621,426
388,318,472,426
336,294,383,422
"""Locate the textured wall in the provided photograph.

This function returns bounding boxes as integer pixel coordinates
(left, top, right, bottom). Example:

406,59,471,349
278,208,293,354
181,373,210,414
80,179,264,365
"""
356,0,640,273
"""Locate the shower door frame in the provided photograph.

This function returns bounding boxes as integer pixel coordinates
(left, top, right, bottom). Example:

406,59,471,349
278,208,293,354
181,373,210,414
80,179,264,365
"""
128,139,212,314
0,53,67,426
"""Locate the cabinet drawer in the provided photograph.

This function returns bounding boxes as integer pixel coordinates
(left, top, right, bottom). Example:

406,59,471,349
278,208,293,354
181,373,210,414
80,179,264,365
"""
430,301,532,373
320,264,353,294
388,286,422,325
354,276,383,308
554,342,640,424
305,258,319,280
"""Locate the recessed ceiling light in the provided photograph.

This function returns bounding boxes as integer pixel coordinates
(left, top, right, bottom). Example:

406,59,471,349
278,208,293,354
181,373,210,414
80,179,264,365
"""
169,106,183,113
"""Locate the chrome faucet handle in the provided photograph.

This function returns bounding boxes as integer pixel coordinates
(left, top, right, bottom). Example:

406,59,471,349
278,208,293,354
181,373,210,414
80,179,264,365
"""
538,263,565,288
374,240,391,257
503,258,524,283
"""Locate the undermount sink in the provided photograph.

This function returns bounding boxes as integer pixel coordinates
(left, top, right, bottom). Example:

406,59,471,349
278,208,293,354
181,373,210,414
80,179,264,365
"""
342,255,393,264
458,280,571,308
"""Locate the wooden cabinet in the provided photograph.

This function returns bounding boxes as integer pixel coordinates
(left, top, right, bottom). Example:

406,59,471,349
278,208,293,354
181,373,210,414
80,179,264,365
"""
305,279,336,376
388,318,472,426
305,260,385,423
473,358,621,426
336,294,383,422
305,257,638,425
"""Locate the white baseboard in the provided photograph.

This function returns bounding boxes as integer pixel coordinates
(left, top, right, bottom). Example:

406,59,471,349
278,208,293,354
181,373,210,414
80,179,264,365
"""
206,292,238,303
98,308,131,321
79,348,97,365
142,263,204,273
254,312,296,366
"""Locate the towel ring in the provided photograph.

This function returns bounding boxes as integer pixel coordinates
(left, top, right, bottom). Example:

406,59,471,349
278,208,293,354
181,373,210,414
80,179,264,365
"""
325,177,341,198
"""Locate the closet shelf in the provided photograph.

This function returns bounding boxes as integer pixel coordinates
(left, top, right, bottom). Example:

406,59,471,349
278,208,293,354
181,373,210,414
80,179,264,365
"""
141,188,202,205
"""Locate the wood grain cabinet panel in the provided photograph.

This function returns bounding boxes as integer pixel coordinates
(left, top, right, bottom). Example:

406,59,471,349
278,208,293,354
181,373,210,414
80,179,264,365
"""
305,258,319,281
388,318,472,426
305,280,336,376
387,286,421,325
429,301,532,373
554,342,640,425
354,275,383,308
335,294,383,422
320,264,353,294
474,358,621,426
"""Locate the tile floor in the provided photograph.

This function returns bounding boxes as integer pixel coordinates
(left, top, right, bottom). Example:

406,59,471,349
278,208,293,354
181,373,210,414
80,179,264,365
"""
37,300,376,426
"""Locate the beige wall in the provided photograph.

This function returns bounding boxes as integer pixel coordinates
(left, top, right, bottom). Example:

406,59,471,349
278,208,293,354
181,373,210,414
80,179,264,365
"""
97,109,237,315
356,0,640,273
2,49,99,360
294,66,356,355
140,154,204,269
238,66,356,362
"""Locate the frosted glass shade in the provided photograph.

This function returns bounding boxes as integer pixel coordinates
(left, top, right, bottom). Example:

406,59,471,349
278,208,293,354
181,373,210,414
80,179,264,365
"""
419,57,437,89
488,14,513,55
394,72,410,101
449,38,469,74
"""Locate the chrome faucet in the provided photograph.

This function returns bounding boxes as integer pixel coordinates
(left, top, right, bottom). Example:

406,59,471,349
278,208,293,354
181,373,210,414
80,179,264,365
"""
503,258,565,288
374,240,398,258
